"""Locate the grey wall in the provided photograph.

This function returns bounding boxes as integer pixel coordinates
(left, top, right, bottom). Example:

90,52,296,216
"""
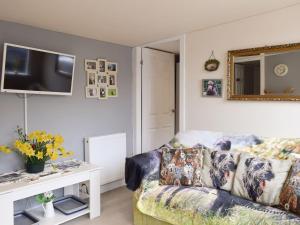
0,20,133,173
265,51,300,94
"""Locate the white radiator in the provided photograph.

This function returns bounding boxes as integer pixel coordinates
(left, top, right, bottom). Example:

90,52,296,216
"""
84,133,126,185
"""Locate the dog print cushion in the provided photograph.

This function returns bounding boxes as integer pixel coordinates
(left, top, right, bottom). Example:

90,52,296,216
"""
232,153,292,206
160,146,206,186
279,159,300,215
200,149,239,191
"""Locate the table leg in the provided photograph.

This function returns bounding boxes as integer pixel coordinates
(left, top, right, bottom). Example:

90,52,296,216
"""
89,169,101,219
0,194,14,225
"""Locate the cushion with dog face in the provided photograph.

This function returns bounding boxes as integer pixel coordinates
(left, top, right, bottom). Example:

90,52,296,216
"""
279,159,300,215
160,146,206,186
200,149,240,191
232,153,292,206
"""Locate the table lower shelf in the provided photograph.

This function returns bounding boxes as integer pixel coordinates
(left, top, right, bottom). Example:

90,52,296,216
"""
26,206,90,225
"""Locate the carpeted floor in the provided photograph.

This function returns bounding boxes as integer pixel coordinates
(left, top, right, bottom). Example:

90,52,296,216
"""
64,187,133,225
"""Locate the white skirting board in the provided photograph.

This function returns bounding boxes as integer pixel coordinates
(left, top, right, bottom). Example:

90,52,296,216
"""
101,179,125,193
84,133,126,191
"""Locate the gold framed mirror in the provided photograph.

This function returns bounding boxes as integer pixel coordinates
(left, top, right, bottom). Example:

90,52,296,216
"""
227,42,300,101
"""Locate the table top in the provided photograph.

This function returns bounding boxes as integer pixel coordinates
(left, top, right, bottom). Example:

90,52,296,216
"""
0,161,101,195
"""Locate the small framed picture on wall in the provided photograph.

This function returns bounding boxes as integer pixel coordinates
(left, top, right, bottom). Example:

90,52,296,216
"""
97,74,108,86
97,58,107,74
87,71,97,86
108,87,118,97
108,74,117,86
98,86,108,99
86,86,98,98
202,79,222,97
85,59,98,71
107,62,118,74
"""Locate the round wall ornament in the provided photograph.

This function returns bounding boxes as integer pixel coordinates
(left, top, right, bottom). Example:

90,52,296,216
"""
204,51,220,72
274,64,288,77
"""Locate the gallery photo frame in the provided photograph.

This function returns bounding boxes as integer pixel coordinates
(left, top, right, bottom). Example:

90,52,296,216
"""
85,59,98,71
97,58,107,74
85,58,118,100
108,74,117,87
86,86,98,98
202,79,223,97
107,87,118,97
107,62,118,75
87,71,97,86
98,86,108,99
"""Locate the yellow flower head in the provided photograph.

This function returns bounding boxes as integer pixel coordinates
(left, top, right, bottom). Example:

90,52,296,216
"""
50,151,58,161
28,130,52,143
36,151,44,160
54,135,64,147
0,146,12,154
60,148,74,158
14,141,34,157
25,146,35,157
46,143,54,156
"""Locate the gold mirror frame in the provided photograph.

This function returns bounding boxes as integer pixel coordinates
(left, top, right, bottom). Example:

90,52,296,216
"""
227,42,300,101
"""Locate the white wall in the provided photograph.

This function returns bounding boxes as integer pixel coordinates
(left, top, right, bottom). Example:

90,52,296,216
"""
185,5,300,138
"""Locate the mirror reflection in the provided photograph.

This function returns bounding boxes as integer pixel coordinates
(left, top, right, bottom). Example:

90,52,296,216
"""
234,50,300,96
228,43,300,101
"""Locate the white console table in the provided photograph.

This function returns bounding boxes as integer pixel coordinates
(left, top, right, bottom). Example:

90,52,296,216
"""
0,163,101,225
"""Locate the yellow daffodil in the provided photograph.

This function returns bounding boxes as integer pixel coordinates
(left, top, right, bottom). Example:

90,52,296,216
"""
54,135,64,148
61,148,74,158
50,151,58,161
0,146,11,154
2,129,72,162
46,144,54,156
26,147,35,157
36,151,44,160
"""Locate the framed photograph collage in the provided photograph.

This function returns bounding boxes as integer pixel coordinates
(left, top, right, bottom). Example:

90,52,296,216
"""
85,59,118,99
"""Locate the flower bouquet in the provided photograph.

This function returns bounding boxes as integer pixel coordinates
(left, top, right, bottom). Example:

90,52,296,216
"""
36,191,56,218
0,127,74,173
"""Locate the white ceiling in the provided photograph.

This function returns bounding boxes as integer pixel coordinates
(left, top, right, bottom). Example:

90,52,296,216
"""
0,0,300,47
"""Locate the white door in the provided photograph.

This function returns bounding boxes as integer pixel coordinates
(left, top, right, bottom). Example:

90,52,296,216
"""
235,64,245,95
142,48,175,153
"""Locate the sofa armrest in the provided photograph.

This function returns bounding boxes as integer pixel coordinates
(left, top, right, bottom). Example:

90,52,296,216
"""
125,150,161,191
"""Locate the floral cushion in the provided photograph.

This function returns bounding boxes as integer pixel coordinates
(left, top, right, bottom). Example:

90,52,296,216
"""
159,146,206,186
232,153,292,206
238,138,300,160
280,159,300,215
200,149,239,191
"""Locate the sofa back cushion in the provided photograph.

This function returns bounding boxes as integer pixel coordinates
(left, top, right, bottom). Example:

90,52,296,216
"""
232,153,292,205
237,138,300,160
160,146,206,186
200,149,239,191
279,159,300,215
171,130,261,150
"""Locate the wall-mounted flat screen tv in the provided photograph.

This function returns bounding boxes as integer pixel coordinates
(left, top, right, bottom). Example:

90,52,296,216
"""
1,43,76,95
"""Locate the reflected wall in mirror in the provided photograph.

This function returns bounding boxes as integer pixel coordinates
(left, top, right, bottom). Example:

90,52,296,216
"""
228,42,300,101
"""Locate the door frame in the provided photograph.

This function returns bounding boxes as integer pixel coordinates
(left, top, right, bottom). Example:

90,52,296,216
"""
132,35,186,155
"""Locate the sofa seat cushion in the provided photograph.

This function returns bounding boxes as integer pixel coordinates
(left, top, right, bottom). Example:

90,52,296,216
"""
136,184,300,225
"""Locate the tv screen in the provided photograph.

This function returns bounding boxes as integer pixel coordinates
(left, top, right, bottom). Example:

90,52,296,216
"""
1,43,75,95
